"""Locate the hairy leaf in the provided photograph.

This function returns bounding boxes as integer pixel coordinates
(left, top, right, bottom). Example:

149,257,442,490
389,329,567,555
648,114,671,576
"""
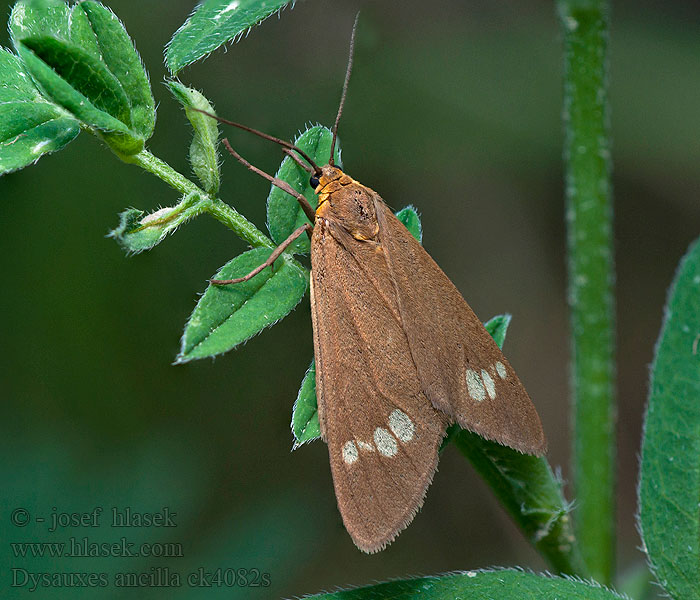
484,313,511,348
169,81,220,194
639,236,700,600
267,125,341,255
20,36,132,124
166,0,293,74
177,247,308,362
395,205,423,243
291,359,319,448
109,193,202,254
77,1,155,139
0,49,79,174
9,0,70,41
10,0,154,155
304,569,624,600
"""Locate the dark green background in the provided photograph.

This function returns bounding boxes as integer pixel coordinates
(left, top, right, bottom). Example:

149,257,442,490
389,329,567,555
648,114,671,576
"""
1,1,698,598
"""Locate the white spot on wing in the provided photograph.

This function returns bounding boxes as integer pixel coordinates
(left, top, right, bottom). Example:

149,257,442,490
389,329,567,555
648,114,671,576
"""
495,361,507,379
357,441,374,452
373,427,398,457
388,409,414,442
466,369,486,402
342,441,358,464
481,369,496,399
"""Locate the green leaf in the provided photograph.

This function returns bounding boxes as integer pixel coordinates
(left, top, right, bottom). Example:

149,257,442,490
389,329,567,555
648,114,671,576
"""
291,359,319,448
304,569,625,600
76,1,155,140
10,0,154,155
639,236,700,600
290,207,423,448
0,48,43,102
267,125,341,255
483,313,511,348
108,193,202,254
395,205,423,243
177,247,309,362
0,49,79,175
166,0,293,75
168,81,220,194
9,0,70,41
19,36,132,124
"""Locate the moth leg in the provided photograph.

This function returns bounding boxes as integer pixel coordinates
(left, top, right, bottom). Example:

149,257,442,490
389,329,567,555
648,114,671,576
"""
222,138,316,223
210,223,312,285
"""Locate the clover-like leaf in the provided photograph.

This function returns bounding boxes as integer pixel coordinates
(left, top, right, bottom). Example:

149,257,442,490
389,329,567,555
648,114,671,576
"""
0,49,79,175
75,1,155,140
166,0,294,75
266,125,341,255
10,0,155,155
639,236,700,600
177,247,308,362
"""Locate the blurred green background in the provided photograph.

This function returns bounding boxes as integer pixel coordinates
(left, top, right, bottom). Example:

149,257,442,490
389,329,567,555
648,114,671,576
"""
1,0,699,597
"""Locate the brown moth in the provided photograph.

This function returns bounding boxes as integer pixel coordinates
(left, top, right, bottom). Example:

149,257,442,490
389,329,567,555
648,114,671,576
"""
308,165,545,552
205,19,546,554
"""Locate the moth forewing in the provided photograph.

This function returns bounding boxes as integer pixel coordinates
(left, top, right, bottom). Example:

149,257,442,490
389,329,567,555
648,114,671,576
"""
310,181,447,553
373,195,547,456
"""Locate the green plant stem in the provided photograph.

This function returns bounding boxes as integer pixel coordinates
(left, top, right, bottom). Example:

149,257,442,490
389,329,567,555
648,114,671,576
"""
454,431,587,576
123,149,274,249
203,197,273,249
557,0,615,584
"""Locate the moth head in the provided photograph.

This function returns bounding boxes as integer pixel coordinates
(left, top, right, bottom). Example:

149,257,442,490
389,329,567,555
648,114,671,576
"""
312,165,345,190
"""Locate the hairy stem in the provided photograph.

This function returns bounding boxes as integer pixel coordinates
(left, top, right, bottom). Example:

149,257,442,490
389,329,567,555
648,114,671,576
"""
557,0,616,584
454,431,588,576
122,149,274,249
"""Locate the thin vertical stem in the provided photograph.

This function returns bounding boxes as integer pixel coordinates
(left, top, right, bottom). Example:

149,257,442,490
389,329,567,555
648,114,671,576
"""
556,0,615,585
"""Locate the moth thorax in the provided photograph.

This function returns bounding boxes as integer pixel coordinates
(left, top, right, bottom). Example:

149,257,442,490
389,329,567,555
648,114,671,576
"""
330,184,380,241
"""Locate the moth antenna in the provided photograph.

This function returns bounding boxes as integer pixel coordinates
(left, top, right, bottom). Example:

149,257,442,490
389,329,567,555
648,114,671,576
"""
283,148,315,174
192,108,322,175
329,13,360,166
222,138,316,223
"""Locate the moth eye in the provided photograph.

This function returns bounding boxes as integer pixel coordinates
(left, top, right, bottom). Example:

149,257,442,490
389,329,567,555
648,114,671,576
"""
309,175,321,188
